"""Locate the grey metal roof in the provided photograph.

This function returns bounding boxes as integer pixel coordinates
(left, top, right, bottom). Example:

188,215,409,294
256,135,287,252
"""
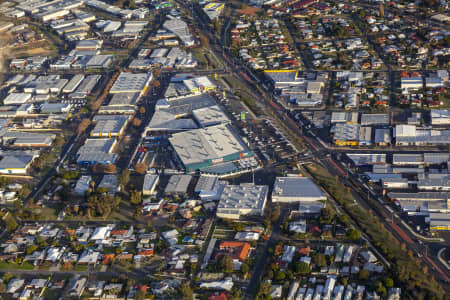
165,174,192,194
0,155,33,169
273,177,326,201
143,174,159,192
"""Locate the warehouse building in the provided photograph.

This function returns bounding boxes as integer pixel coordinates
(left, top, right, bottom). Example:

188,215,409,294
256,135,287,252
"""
3,93,31,105
0,152,37,174
360,113,389,126
169,123,253,172
1,131,56,148
374,128,391,146
272,177,326,202
381,178,409,189
194,175,226,201
346,153,386,166
216,184,269,219
165,175,192,196
109,72,153,95
424,153,449,165
392,154,424,166
163,19,195,47
331,123,360,146
431,110,450,125
143,174,159,196
330,112,359,124
388,192,449,201
264,70,305,89
358,127,372,146
192,105,230,127
99,92,140,115
76,138,117,166
91,115,129,137
99,175,120,195
428,213,450,231
63,75,84,94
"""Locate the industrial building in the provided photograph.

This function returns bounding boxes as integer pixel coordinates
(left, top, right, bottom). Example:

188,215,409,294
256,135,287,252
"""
331,123,360,146
109,72,153,95
392,154,424,166
360,113,389,126
0,152,37,174
169,123,253,172
430,110,450,125
272,177,327,202
330,112,359,124
216,184,269,219
163,19,195,47
143,174,159,196
76,138,117,166
91,115,129,137
374,128,391,145
165,175,192,195
3,93,31,105
194,175,226,201
346,153,386,166
192,105,230,127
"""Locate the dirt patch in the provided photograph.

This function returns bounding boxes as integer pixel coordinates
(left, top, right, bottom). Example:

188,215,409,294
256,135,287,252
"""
236,6,262,16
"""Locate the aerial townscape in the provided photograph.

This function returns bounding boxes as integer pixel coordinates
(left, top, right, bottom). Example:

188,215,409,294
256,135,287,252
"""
0,0,448,299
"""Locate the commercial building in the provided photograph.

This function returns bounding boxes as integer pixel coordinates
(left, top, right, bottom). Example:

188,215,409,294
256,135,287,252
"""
142,174,159,196
272,177,326,202
109,72,153,95
169,123,253,172
216,184,269,219
264,70,305,89
183,76,215,94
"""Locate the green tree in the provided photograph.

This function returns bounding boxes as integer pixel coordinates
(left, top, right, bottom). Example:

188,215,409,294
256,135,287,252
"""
118,169,130,188
2,272,14,283
271,203,281,222
134,290,145,300
26,245,38,255
346,229,361,240
130,190,142,205
384,278,394,288
295,261,310,274
359,269,370,281
313,253,327,268
4,213,18,232
240,263,249,275
179,282,193,300
219,254,234,273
